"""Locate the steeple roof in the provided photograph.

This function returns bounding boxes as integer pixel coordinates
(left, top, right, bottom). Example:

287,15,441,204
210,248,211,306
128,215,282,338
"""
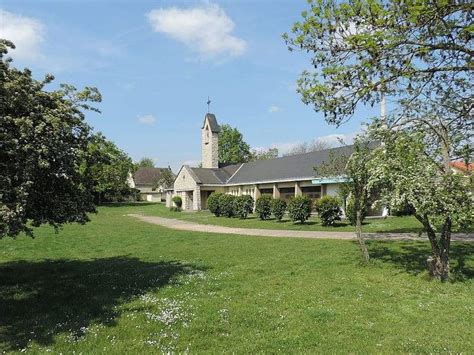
202,113,220,133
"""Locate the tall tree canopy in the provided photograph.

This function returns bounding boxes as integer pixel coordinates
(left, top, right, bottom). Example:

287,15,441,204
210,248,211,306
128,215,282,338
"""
218,124,252,163
285,0,473,280
0,40,101,237
135,157,155,168
284,0,472,126
85,133,135,204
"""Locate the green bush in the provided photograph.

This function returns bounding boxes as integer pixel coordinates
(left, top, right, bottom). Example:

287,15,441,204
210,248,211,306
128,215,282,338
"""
172,196,182,209
314,195,342,226
346,197,367,226
287,195,312,224
169,206,181,212
208,192,223,216
255,195,273,220
235,195,254,219
271,199,287,221
220,194,236,218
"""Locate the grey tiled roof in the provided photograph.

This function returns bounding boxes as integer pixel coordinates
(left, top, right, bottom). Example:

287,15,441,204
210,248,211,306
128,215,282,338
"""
227,145,356,185
202,113,220,133
190,163,242,184
134,167,168,185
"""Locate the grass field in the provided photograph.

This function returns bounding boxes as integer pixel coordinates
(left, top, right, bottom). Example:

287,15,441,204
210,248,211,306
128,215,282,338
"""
140,203,427,233
1,203,473,353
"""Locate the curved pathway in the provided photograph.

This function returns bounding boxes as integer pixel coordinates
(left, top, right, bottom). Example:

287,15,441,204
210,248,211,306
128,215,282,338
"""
128,214,474,242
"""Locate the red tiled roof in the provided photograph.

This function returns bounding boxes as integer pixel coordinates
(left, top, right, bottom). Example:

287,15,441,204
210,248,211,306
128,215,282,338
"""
450,161,473,172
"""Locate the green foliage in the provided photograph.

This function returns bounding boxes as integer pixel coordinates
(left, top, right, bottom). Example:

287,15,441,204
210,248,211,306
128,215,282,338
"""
314,196,342,226
207,192,223,217
271,199,287,221
135,157,154,168
219,194,236,218
345,138,373,227
218,124,252,163
86,133,135,204
154,168,175,190
345,197,366,226
235,195,254,219
255,195,273,220
287,196,313,224
0,40,101,238
285,0,472,126
172,196,182,209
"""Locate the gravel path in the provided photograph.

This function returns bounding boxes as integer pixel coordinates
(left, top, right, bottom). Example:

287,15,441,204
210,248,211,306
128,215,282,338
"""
128,214,474,242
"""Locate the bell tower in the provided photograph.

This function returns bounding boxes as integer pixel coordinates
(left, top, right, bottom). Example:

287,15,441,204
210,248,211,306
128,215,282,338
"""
201,113,219,168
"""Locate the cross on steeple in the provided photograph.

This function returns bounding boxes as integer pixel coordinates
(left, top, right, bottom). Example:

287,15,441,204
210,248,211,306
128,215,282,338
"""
207,96,211,113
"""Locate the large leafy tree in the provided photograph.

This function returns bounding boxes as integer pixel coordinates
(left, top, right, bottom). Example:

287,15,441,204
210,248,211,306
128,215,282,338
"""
285,0,473,280
85,133,135,204
218,124,252,163
0,40,101,237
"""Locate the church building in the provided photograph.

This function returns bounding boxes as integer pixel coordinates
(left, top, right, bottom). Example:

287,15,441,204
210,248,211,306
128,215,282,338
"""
166,113,356,211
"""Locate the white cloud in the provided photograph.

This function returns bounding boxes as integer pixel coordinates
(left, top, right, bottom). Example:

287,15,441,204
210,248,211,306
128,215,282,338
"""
137,114,156,125
0,9,45,60
268,105,280,113
146,3,246,58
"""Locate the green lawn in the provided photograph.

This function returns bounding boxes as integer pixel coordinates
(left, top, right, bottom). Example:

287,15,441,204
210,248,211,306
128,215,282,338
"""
1,203,472,353
139,203,426,233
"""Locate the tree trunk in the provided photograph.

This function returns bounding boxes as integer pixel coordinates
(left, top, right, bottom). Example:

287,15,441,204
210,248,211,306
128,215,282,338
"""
356,210,370,263
420,215,451,282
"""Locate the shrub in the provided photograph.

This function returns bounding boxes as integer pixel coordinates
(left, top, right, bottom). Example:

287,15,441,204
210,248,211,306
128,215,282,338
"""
346,197,367,226
208,192,223,216
314,195,342,226
255,195,273,220
220,194,236,218
235,195,254,219
271,199,287,221
169,206,181,212
287,195,312,223
172,196,182,209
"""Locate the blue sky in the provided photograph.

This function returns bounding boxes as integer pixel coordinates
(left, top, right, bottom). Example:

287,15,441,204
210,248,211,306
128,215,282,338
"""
1,0,379,171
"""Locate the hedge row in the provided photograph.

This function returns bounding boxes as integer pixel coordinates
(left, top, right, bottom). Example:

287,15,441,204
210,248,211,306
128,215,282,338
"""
208,193,254,219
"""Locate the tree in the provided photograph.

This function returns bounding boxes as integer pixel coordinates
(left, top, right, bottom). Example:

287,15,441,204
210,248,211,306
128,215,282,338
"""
136,157,155,168
218,124,252,163
285,0,472,279
85,133,135,204
284,0,472,126
345,138,372,263
283,139,333,156
314,150,351,214
0,40,102,237
367,126,472,281
153,168,175,190
251,147,279,161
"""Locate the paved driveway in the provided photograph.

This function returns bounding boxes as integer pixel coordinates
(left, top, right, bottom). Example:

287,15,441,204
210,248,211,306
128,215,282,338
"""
128,214,474,242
